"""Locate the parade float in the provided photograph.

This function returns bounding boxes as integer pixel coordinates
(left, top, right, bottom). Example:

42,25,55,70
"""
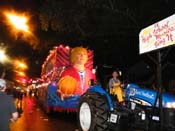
37,45,95,113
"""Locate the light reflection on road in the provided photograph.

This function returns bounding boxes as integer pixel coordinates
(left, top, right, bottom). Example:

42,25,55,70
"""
10,96,79,131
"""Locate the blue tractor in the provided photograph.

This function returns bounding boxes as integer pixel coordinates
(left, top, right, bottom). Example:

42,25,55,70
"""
77,63,175,131
77,83,175,131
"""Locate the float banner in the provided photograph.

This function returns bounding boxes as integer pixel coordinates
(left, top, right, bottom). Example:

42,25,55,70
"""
139,14,175,54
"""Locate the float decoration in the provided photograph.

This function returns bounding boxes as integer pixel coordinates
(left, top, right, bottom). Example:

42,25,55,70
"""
38,45,95,112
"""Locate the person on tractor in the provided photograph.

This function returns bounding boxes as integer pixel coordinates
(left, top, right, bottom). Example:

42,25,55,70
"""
108,70,124,102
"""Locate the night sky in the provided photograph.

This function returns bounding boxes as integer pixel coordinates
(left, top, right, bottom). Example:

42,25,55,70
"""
0,0,175,85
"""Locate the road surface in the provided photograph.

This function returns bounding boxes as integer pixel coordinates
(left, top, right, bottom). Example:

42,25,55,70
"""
10,96,79,131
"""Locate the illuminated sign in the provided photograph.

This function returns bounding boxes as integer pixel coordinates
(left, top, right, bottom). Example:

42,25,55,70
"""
139,14,175,54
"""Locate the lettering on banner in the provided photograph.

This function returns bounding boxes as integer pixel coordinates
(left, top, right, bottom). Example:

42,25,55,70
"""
153,22,175,48
141,21,175,48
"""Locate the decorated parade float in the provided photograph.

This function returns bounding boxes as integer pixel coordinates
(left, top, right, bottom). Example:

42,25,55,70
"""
37,45,95,113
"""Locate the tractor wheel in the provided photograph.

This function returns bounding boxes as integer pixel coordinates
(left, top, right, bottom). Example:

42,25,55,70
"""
78,92,110,131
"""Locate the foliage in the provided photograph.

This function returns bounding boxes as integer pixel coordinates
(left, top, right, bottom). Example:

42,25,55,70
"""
38,0,139,38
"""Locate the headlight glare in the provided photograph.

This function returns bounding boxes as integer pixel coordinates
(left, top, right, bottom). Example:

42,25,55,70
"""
165,102,175,108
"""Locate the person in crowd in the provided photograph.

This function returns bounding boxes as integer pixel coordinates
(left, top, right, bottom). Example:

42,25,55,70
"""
108,70,124,102
16,90,23,107
0,79,18,131
15,90,23,116
57,47,96,100
29,89,33,97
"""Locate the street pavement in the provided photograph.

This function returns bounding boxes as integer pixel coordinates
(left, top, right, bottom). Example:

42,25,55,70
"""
10,96,79,131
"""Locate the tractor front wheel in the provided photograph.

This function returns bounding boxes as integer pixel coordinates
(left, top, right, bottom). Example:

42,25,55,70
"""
78,92,110,131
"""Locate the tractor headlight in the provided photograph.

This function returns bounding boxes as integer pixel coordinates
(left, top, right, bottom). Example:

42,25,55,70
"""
165,102,175,108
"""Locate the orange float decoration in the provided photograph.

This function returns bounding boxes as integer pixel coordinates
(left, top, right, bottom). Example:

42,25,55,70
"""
58,76,78,95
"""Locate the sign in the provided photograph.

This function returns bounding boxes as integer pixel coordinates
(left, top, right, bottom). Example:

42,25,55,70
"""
139,14,175,54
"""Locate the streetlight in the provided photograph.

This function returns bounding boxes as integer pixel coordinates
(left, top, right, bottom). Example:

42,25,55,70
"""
13,59,28,70
2,10,38,45
0,49,8,63
6,14,29,33
12,59,29,84
13,70,26,77
0,47,10,78
3,11,31,33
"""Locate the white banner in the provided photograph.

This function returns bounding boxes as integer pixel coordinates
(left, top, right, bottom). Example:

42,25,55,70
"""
139,14,175,54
